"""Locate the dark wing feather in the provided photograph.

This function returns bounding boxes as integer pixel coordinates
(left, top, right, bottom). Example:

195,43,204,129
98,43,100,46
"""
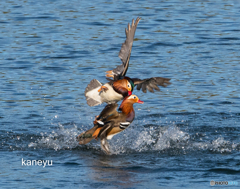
106,17,141,80
132,77,171,93
98,122,113,140
142,83,147,93
97,103,118,121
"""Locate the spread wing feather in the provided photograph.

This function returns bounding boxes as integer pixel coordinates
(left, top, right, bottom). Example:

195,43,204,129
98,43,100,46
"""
106,17,141,80
133,77,171,93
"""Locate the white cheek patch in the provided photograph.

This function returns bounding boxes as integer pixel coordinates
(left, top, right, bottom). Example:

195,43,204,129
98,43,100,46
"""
127,82,131,90
128,95,137,100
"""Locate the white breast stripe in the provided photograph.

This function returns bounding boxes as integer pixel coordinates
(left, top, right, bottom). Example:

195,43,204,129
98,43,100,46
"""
119,122,130,129
120,122,130,126
97,120,104,125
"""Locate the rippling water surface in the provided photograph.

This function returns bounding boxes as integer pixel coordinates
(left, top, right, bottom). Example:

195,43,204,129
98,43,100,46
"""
1,0,240,188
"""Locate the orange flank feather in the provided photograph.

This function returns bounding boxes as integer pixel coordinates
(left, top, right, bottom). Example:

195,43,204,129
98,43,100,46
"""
107,127,122,136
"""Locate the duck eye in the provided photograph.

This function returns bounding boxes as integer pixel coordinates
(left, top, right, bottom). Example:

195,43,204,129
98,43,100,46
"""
133,96,136,99
128,84,130,88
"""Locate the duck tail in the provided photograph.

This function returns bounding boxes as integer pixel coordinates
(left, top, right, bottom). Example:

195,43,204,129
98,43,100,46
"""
85,79,102,106
77,125,98,145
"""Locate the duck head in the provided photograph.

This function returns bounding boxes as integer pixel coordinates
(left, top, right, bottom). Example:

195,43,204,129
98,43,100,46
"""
119,94,143,113
124,94,144,104
112,77,134,97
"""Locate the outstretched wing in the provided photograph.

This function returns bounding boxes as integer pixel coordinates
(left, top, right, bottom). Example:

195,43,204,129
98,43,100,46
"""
132,77,171,93
106,17,141,80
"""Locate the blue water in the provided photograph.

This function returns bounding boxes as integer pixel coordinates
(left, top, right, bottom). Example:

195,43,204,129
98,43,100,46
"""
1,0,240,188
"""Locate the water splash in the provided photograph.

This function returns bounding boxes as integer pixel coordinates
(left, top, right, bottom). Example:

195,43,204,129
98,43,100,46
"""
109,125,240,155
28,124,80,151
192,136,239,153
28,123,240,155
110,125,190,154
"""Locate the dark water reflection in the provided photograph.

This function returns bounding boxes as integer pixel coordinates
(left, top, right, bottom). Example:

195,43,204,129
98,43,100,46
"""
1,0,240,188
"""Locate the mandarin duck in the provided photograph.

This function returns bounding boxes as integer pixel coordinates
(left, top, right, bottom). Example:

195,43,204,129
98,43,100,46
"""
85,17,171,107
77,94,143,154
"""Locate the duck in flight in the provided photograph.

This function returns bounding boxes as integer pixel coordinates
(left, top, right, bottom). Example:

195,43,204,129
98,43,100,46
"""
77,94,144,154
85,17,171,107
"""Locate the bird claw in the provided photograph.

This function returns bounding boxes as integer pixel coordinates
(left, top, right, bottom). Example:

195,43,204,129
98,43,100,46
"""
98,86,109,93
105,70,114,78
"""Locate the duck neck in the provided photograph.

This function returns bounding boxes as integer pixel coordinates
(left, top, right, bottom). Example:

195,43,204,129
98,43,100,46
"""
119,102,135,122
